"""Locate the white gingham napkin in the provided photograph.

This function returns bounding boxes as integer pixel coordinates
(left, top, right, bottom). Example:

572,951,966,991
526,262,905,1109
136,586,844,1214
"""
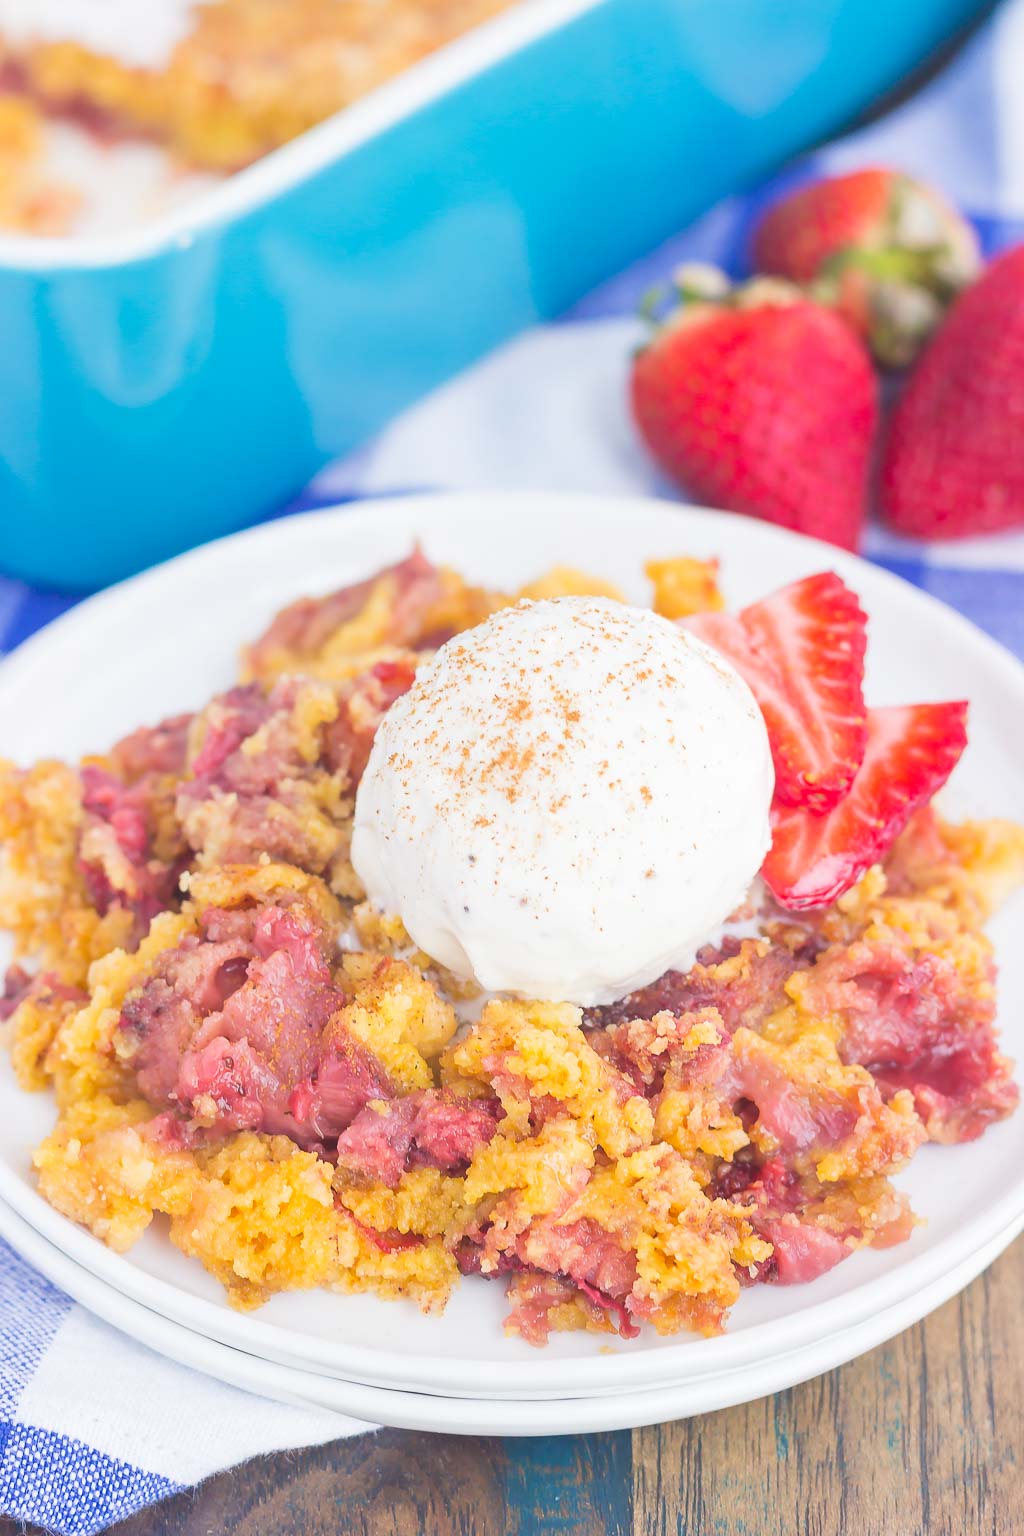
2,5,1024,1528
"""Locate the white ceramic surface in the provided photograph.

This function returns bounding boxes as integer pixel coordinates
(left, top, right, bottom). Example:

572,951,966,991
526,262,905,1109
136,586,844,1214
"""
1,493,1022,1403
0,1192,1018,1436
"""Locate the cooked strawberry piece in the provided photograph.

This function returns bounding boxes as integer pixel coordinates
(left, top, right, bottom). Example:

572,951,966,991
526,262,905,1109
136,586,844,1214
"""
177,664,417,881
245,548,444,679
287,1039,396,1146
121,968,219,1105
192,932,353,1138
342,1210,425,1254
454,1240,526,1280
335,1092,503,1187
81,767,150,861
464,1244,641,1346
727,1158,914,1287
574,1281,641,1339
456,1192,648,1343
72,717,194,935
409,1093,505,1172
907,1075,1019,1145
755,1217,850,1285
763,701,968,910
110,713,193,781
117,902,365,1145
589,1005,730,1094
335,1098,417,1187
799,938,1019,1143
519,1215,639,1304
322,656,418,785
587,936,812,1037
721,1034,860,1159
0,964,32,1022
502,1271,639,1346
187,685,270,780
78,765,185,928
685,572,868,811
177,1034,285,1137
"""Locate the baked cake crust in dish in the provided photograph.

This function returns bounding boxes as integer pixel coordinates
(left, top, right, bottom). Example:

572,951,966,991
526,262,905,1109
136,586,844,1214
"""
0,0,515,173
1,550,1021,1346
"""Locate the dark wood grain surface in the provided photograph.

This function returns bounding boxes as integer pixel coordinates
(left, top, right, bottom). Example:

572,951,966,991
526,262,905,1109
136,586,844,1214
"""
2,1233,1015,1536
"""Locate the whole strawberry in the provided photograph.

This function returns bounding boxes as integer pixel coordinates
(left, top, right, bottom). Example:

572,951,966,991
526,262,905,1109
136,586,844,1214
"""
880,243,1024,540
751,168,980,367
630,273,878,550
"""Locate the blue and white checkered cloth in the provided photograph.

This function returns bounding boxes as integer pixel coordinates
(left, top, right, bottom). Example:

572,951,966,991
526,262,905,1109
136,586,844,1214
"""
3,5,1024,1530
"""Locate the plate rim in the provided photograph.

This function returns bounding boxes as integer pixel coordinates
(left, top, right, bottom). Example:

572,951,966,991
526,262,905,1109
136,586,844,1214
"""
0,1190,1019,1435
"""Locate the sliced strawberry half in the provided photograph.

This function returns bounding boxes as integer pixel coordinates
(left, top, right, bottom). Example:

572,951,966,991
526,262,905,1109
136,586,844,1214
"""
763,701,968,910
685,572,868,811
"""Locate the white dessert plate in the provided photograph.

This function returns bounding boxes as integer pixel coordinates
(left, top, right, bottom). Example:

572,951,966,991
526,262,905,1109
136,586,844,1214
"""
0,493,1022,1403
0,1190,1018,1436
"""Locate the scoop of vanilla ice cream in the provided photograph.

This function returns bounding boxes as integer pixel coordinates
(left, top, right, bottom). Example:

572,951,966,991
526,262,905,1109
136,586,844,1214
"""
351,596,774,1006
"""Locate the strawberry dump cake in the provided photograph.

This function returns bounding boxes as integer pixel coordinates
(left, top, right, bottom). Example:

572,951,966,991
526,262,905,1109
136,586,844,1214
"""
0,550,1021,1344
0,0,514,235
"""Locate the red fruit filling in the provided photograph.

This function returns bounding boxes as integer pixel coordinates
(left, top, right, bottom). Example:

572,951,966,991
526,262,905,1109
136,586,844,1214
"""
795,940,1018,1142
78,764,186,929
336,1092,504,1188
244,548,445,678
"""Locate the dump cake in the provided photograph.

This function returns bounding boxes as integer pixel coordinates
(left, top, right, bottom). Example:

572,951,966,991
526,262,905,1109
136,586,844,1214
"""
0,0,515,234
1,550,1021,1344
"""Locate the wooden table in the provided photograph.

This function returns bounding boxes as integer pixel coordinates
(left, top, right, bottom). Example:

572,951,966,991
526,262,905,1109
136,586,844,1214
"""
5,1233,1014,1536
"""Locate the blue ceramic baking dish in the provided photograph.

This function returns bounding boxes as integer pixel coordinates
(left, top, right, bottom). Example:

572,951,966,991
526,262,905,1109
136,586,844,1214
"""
0,0,988,591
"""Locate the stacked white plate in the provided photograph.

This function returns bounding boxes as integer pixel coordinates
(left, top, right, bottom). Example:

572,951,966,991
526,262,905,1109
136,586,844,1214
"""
1,495,1022,1434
